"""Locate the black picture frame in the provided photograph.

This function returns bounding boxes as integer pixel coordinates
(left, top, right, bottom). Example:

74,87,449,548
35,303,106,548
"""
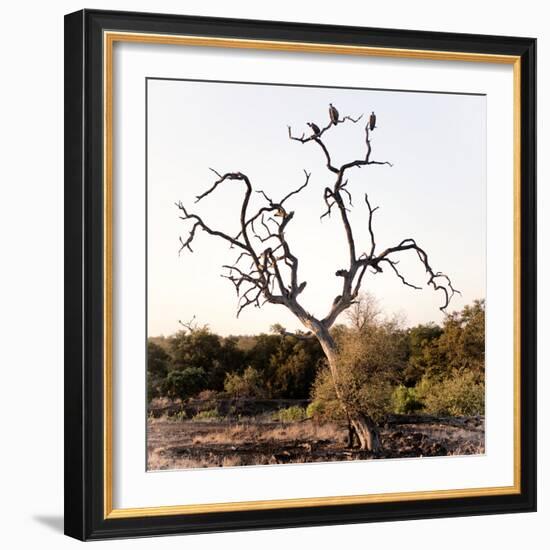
64,8,536,541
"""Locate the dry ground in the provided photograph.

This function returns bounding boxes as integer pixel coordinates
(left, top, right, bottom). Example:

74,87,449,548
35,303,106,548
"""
147,416,485,470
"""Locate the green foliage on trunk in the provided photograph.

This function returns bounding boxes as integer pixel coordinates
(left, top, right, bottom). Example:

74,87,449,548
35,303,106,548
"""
309,299,486,421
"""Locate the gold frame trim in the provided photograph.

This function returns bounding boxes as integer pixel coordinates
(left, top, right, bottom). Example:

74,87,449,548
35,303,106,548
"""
103,31,522,519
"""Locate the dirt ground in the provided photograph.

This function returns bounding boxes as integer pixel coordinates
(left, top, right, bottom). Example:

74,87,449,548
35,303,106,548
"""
147,416,485,470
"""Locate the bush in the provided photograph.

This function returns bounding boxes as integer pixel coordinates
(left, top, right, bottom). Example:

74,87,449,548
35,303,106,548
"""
416,370,485,416
332,318,406,421
147,341,171,401
274,405,307,422
192,408,221,422
169,328,245,391
309,321,400,423
162,367,207,400
224,366,265,398
392,385,424,414
306,400,326,421
196,389,219,401
168,410,188,422
266,336,324,399
309,367,347,422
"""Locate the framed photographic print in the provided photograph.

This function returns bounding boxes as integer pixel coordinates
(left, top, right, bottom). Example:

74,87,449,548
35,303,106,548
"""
64,9,536,541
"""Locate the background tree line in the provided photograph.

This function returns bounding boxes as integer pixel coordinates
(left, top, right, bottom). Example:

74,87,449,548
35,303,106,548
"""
148,297,485,418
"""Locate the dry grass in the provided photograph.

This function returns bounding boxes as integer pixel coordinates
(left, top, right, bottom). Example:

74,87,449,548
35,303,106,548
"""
147,417,485,470
148,447,209,470
189,421,344,446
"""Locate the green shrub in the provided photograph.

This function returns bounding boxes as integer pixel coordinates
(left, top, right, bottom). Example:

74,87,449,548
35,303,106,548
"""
192,408,221,422
224,366,265,398
147,341,171,401
162,367,207,400
308,318,405,422
306,400,326,421
309,367,346,421
392,385,424,414
416,370,485,416
274,405,307,422
169,328,246,391
168,410,188,422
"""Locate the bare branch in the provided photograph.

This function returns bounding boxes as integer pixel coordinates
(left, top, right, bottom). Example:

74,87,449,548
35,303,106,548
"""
177,165,313,317
373,239,460,311
177,105,457,330
364,193,379,258
176,201,247,252
287,107,455,327
379,258,422,290
178,315,204,333
339,124,394,175
288,115,364,175
280,170,311,205
195,169,240,202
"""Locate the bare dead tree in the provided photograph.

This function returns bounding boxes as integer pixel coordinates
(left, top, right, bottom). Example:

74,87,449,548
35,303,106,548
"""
345,292,382,333
178,315,205,334
176,106,458,452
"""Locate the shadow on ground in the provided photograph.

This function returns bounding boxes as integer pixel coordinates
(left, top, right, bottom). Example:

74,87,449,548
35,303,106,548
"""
33,515,64,533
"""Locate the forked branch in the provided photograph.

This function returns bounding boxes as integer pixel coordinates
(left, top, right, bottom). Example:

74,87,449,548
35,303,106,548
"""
176,169,312,318
177,104,458,331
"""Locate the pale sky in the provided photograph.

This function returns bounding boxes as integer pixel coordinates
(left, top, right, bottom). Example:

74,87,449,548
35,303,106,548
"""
147,78,486,337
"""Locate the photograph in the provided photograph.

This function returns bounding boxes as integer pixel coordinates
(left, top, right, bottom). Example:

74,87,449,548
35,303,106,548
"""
146,78,487,471
0,0,543,545
60,6,537,542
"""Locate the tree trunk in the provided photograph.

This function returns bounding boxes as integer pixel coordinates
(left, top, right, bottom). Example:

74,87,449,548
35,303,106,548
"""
312,324,381,453
349,412,381,453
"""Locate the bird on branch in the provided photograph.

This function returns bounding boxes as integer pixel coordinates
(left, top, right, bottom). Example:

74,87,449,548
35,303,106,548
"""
329,103,339,125
307,122,321,136
297,281,307,294
273,206,288,218
369,111,377,131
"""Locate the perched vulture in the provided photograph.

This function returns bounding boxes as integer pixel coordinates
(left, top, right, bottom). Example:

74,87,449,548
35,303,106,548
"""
273,207,287,218
369,111,376,131
297,281,307,294
307,122,321,136
329,103,339,125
